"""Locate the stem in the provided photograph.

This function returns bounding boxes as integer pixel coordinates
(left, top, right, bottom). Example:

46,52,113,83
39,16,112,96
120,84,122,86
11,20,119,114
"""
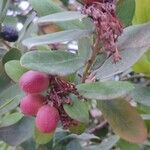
88,120,107,133
1,39,11,50
82,37,100,83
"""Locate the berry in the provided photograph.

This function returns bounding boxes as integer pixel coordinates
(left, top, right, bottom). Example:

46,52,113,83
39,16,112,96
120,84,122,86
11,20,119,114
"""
20,94,46,116
0,25,18,42
35,105,60,133
19,70,49,94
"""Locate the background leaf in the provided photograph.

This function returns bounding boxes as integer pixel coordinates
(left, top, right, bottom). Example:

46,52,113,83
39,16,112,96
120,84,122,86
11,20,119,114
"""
117,139,141,150
0,117,34,146
0,84,24,115
2,48,22,65
85,135,119,150
37,11,86,24
117,0,135,27
133,0,150,24
130,86,150,107
22,29,90,49
97,98,147,143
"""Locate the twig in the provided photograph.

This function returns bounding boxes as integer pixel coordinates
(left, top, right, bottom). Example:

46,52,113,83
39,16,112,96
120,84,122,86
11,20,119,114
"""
82,37,100,83
88,120,108,133
1,39,11,50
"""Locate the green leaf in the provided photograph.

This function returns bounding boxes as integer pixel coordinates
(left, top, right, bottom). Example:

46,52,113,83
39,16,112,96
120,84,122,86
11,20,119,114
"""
64,96,89,124
94,23,150,79
133,0,150,24
0,0,10,24
85,135,119,150
18,12,37,43
0,84,24,115
29,0,62,16
5,60,28,82
22,29,90,49
97,98,147,143
67,139,83,150
132,50,150,76
77,81,134,100
0,117,34,146
20,51,85,76
37,11,87,24
69,123,86,135
117,139,141,150
34,127,53,145
2,48,22,65
78,37,92,62
141,114,150,120
0,112,23,127
0,71,10,92
117,0,135,27
29,0,91,30
130,86,150,107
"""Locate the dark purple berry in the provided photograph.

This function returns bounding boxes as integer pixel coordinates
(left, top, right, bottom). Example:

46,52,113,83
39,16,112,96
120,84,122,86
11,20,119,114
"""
0,25,18,42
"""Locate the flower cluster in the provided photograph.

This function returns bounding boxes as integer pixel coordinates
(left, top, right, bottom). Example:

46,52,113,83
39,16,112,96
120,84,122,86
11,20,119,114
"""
82,0,123,62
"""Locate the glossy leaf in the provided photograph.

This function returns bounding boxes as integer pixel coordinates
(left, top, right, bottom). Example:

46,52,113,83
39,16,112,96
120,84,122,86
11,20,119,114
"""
64,96,89,124
37,11,87,24
22,29,90,49
97,98,147,143
20,51,85,76
34,128,53,144
5,60,28,82
77,81,134,100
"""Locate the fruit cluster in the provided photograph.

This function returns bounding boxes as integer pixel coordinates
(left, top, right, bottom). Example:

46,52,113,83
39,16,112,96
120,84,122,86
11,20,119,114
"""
19,70,80,133
81,0,123,62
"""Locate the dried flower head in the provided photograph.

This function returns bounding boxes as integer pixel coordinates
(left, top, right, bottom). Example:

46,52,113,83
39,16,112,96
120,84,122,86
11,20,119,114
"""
82,0,123,62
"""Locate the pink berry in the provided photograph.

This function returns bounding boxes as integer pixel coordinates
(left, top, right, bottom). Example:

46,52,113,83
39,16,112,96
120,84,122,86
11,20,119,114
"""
35,105,60,133
19,70,49,94
20,94,46,116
